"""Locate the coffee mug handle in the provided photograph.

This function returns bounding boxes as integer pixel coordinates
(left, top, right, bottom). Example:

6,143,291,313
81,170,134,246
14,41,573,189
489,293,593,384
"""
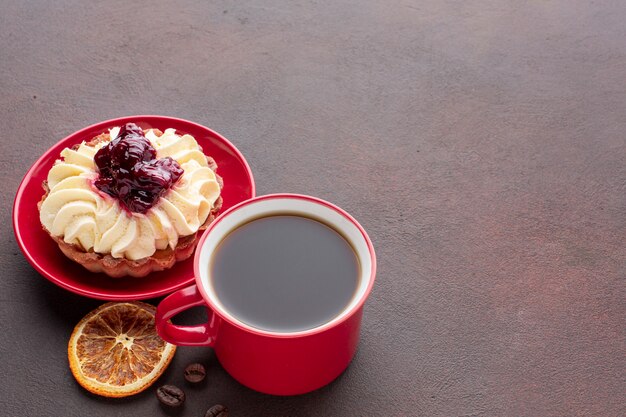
155,285,217,347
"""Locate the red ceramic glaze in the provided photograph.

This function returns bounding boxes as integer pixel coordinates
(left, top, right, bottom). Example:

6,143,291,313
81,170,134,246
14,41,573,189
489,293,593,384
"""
13,115,255,300
156,194,376,395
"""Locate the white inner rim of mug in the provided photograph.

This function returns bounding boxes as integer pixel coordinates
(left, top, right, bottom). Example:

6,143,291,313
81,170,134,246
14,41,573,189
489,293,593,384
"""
198,197,372,336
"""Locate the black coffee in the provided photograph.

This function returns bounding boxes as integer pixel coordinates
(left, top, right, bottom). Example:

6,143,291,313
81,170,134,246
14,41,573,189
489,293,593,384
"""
210,215,360,333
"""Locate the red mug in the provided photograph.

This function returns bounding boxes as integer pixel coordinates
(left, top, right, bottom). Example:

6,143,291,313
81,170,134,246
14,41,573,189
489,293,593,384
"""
155,194,376,395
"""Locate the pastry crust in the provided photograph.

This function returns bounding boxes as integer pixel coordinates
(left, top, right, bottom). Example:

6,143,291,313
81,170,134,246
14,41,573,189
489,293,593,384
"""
38,129,223,278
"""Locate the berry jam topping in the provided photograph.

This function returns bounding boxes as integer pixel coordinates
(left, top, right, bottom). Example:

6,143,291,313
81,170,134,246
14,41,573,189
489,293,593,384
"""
93,123,184,213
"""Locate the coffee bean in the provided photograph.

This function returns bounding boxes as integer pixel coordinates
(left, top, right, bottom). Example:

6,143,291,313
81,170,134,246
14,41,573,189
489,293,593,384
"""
184,363,206,383
205,404,229,417
156,385,185,407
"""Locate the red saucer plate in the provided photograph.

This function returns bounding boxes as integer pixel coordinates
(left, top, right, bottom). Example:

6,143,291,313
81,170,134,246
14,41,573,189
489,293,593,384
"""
13,115,255,300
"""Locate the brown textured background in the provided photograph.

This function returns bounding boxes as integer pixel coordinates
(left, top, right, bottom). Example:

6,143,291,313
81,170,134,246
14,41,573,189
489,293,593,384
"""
1,0,625,416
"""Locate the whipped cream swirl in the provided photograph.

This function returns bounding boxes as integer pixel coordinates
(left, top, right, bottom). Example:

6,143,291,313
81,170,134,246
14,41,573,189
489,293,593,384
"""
39,128,221,260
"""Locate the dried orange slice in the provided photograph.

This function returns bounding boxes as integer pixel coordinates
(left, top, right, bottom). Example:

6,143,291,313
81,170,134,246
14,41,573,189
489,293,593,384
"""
68,301,176,397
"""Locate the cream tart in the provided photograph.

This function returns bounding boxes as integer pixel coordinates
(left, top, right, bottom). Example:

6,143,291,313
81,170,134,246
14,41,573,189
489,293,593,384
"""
38,123,223,277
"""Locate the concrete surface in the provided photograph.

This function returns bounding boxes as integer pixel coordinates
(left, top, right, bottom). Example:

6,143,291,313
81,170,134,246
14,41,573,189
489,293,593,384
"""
1,0,624,416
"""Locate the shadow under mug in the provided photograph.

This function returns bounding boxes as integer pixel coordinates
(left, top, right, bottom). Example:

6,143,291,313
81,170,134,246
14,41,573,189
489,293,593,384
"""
155,194,376,395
